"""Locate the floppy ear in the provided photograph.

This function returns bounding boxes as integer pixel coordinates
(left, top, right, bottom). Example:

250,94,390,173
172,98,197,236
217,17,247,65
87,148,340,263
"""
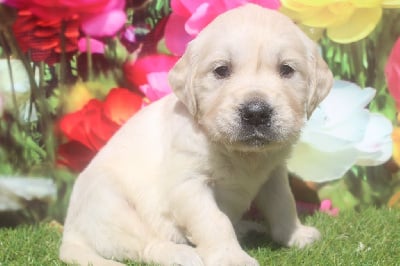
306,47,334,118
168,44,198,117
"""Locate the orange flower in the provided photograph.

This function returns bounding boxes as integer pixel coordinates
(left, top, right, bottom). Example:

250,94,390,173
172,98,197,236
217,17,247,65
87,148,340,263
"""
392,126,400,165
57,88,143,171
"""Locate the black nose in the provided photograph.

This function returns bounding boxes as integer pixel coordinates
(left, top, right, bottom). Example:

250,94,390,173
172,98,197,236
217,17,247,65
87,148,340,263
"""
239,100,273,126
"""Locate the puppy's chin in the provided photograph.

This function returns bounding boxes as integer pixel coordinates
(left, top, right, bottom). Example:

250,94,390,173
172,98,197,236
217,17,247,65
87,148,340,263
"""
220,131,293,153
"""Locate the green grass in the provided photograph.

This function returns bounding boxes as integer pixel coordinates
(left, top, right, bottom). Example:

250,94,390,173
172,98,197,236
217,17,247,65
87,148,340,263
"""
0,208,399,266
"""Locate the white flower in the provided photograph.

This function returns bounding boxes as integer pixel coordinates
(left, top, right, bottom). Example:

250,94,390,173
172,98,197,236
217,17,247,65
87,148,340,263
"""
0,59,39,121
0,177,57,211
288,80,393,182
0,93,3,117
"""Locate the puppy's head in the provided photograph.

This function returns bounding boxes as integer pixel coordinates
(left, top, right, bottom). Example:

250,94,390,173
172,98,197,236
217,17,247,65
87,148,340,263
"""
169,4,333,152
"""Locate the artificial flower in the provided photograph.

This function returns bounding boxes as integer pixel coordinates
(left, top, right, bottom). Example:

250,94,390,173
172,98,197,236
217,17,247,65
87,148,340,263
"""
288,80,393,182
58,88,143,171
63,82,95,113
139,72,172,102
280,0,400,43
392,125,400,165
319,199,339,216
385,37,400,109
165,0,281,55
78,37,106,54
388,191,400,208
0,177,57,212
57,141,96,172
12,9,79,64
124,54,179,101
295,199,339,216
4,0,126,37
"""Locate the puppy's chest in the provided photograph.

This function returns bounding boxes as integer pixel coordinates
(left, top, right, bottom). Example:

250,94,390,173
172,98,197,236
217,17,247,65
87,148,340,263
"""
207,157,274,221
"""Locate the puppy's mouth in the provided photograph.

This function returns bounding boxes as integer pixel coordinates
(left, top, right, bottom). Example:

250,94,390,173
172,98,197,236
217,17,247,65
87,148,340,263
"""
238,132,271,147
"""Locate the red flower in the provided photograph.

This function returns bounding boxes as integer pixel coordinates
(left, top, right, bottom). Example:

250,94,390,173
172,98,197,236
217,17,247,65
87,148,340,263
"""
12,10,79,65
385,38,400,109
57,88,143,171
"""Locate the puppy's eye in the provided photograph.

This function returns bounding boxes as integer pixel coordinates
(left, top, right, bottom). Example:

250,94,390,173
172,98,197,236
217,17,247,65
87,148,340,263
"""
213,65,231,79
279,63,295,78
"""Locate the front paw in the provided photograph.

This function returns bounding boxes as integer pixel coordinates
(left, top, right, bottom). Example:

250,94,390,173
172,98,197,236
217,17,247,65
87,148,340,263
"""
199,245,259,266
286,225,321,248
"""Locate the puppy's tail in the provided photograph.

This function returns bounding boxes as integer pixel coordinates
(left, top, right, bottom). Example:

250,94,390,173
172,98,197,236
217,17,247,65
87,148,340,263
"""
60,239,124,266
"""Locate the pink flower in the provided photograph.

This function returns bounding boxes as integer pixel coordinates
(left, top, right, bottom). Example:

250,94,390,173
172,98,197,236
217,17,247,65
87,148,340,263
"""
78,38,106,54
3,0,126,37
139,72,172,102
165,0,281,55
319,199,339,216
385,38,400,109
295,199,339,216
124,54,179,101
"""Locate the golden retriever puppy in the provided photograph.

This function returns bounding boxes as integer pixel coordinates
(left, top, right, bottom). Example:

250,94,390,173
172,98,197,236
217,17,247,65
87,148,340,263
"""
60,4,333,266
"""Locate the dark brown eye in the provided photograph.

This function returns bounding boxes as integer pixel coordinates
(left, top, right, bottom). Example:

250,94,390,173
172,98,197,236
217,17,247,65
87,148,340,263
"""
213,65,231,79
279,63,295,78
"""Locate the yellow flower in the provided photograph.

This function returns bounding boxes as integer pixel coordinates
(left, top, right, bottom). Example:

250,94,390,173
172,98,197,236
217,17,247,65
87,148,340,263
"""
64,82,94,113
281,0,400,43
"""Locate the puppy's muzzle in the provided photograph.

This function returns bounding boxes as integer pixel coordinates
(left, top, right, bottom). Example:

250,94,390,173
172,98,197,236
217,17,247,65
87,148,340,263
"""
239,99,272,127
237,99,275,147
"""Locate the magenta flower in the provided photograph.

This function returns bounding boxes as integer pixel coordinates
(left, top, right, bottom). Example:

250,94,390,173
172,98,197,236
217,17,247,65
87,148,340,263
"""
385,38,400,109
139,72,172,102
165,0,281,55
123,54,179,102
3,0,126,37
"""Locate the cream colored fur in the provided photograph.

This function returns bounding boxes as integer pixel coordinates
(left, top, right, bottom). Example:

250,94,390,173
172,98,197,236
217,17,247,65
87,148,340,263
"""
60,4,333,266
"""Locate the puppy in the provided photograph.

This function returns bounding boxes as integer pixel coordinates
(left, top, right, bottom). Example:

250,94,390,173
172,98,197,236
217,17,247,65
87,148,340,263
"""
60,4,333,266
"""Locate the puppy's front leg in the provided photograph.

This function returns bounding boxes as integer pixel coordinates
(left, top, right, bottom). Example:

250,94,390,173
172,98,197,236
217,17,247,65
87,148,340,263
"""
255,165,320,248
170,177,259,266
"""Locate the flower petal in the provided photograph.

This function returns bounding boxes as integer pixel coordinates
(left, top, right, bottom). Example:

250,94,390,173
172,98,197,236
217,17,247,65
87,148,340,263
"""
165,13,193,55
78,37,105,54
57,141,95,172
327,7,382,43
139,72,172,102
81,10,126,37
102,88,143,125
124,55,179,88
249,0,281,9
385,38,400,108
288,142,359,182
355,113,393,166
319,80,375,122
185,3,218,35
59,99,102,150
179,0,211,13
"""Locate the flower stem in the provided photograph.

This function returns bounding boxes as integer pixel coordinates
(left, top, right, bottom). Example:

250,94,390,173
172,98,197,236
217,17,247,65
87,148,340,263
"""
86,35,93,81
0,32,20,119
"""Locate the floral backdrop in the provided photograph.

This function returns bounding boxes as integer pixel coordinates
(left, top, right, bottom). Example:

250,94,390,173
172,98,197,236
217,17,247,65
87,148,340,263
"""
0,0,399,226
